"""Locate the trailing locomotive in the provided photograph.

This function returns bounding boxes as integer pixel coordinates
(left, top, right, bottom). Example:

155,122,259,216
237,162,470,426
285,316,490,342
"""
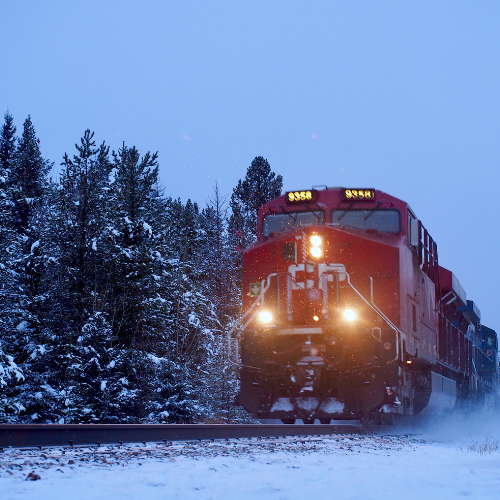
237,187,498,423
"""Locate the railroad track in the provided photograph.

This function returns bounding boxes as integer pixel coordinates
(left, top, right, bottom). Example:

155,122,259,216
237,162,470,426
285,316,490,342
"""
0,422,363,450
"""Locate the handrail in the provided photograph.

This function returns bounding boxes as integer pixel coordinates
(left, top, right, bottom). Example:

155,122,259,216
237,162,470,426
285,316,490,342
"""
343,271,401,364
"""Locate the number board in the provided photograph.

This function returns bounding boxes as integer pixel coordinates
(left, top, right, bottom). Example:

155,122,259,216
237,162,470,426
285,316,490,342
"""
342,189,375,201
286,190,317,204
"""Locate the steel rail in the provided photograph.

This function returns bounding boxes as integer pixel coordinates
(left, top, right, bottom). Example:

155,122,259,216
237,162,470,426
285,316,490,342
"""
0,423,363,450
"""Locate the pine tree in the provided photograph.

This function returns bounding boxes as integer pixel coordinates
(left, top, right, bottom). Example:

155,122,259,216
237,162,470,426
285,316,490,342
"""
229,156,283,251
196,186,238,419
199,185,229,319
52,130,111,337
105,145,202,422
0,111,17,308
0,111,17,193
108,145,162,351
7,116,52,354
0,112,18,345
0,114,25,422
0,111,16,205
0,115,55,422
10,116,51,232
28,130,113,422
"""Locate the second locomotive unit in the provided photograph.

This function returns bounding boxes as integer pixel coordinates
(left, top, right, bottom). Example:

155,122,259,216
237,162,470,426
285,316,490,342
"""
237,187,498,423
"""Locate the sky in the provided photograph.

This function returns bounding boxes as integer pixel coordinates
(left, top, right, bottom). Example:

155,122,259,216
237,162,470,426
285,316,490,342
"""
1,1,500,332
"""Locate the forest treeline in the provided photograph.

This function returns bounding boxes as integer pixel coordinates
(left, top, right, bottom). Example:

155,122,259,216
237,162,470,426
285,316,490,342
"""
0,112,283,423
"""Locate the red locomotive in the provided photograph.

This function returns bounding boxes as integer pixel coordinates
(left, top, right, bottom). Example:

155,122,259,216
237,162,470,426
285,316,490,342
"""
237,187,498,423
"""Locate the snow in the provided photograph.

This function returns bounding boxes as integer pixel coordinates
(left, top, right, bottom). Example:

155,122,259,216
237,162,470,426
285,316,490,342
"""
270,398,294,412
30,240,40,253
41,384,58,397
148,354,161,365
320,399,345,413
188,313,200,327
2,414,500,499
16,321,28,332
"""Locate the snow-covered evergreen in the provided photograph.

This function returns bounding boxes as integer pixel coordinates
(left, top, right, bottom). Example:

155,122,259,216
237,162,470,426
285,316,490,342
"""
229,156,283,251
0,112,19,358
24,129,113,422
0,115,284,423
103,145,204,422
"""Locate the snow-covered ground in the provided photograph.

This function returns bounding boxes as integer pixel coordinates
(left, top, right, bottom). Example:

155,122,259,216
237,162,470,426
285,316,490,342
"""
1,413,500,499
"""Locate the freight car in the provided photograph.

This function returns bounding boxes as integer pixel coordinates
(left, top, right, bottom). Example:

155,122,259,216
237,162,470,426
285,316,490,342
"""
236,187,498,423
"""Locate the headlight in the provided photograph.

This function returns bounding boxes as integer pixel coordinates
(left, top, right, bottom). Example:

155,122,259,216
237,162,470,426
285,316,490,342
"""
310,246,322,258
258,311,273,324
310,235,322,247
309,234,323,258
343,309,356,322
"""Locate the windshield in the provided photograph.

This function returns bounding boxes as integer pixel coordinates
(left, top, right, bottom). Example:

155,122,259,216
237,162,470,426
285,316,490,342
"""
330,209,400,233
262,211,324,236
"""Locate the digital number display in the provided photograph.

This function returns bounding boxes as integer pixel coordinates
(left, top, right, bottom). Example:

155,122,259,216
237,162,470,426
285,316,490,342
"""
342,189,375,201
286,190,316,203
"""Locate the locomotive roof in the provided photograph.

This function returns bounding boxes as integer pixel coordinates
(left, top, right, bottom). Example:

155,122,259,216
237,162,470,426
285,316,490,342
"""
260,187,408,215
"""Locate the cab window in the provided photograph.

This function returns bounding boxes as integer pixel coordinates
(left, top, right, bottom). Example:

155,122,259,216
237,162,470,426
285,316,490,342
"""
330,209,400,233
262,211,324,236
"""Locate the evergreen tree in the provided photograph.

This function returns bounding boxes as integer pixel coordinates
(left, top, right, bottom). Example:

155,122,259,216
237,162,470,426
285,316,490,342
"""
0,115,54,422
52,130,111,337
10,116,51,232
229,156,283,251
199,185,229,319
195,186,240,419
103,146,204,422
0,111,17,305
108,145,162,351
6,116,52,355
0,112,25,421
0,111,17,196
0,112,18,345
27,130,113,422
0,111,17,211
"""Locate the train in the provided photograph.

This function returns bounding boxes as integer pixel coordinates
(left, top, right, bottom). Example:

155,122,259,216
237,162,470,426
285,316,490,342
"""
236,187,498,424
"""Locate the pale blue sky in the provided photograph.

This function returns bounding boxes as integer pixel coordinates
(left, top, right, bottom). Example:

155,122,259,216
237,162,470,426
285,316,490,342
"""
2,1,499,332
